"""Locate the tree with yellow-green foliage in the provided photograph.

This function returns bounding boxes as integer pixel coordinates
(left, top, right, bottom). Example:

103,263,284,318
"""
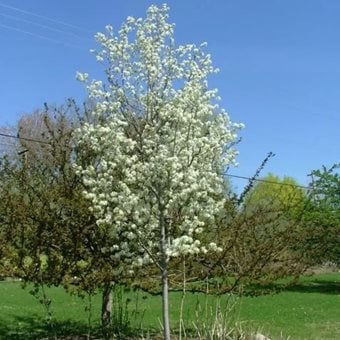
243,173,306,215
211,174,309,285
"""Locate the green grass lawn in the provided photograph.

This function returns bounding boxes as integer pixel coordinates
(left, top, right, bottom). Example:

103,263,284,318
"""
0,273,339,339
234,274,340,339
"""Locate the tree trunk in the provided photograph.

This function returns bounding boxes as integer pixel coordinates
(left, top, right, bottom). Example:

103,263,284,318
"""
101,282,113,332
161,263,170,340
159,204,171,340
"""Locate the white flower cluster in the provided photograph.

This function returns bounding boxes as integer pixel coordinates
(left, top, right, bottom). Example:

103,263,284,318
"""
75,4,243,271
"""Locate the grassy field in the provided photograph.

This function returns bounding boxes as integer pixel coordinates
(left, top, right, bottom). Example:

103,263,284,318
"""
0,273,339,339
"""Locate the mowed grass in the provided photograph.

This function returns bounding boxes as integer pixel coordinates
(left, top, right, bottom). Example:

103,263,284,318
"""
0,273,339,339
234,273,340,339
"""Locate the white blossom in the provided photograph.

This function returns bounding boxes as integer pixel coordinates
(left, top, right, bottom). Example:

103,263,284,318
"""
75,4,243,273
75,72,89,82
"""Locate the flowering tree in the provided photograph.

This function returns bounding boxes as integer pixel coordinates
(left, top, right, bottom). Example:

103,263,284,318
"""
76,5,242,339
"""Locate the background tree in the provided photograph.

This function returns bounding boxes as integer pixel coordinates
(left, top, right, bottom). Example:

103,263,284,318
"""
301,164,340,266
75,5,243,339
237,174,307,280
188,172,309,293
243,173,306,213
0,101,134,332
0,104,86,284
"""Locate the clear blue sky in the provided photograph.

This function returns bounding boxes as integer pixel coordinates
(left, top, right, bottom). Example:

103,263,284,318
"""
0,0,339,191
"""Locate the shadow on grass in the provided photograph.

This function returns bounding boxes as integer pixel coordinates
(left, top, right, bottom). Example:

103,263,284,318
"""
0,314,149,339
0,314,101,339
284,280,340,295
244,279,340,296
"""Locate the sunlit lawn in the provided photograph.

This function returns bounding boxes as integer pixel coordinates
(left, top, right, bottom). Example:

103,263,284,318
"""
0,273,339,339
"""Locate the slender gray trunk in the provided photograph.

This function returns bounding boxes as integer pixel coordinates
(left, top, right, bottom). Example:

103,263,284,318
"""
101,282,113,331
160,204,171,340
161,261,170,340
